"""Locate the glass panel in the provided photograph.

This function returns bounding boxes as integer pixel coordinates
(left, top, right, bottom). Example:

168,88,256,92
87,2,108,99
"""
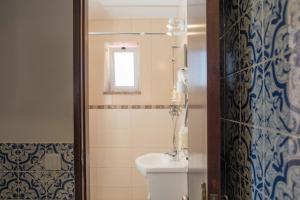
114,52,135,87
187,0,208,199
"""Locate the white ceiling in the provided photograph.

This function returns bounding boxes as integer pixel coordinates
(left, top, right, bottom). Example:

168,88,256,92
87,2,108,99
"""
89,0,187,19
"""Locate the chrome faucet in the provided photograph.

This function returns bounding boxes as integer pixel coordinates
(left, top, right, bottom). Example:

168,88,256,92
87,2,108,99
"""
165,149,180,161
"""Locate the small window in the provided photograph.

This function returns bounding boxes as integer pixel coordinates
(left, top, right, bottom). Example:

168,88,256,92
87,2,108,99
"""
105,43,140,93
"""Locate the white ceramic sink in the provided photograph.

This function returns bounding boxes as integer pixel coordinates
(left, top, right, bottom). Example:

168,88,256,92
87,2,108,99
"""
135,153,188,176
135,153,188,200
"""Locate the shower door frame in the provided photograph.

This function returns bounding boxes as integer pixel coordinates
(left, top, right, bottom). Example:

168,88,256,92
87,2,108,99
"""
207,0,221,198
73,0,221,199
74,0,89,199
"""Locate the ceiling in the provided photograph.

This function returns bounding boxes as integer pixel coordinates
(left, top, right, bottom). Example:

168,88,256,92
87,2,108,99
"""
89,0,187,19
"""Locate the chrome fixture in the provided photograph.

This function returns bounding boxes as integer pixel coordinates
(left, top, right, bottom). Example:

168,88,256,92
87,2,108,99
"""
165,151,180,161
166,18,186,36
168,45,183,161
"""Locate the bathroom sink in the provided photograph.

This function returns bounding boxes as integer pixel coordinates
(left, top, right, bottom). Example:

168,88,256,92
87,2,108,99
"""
135,153,189,199
135,153,188,176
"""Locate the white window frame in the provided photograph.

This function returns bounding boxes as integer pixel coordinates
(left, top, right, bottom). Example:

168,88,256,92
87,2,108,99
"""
108,46,140,92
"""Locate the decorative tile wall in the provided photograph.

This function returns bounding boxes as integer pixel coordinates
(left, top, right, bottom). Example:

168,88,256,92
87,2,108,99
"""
220,0,300,199
0,144,74,199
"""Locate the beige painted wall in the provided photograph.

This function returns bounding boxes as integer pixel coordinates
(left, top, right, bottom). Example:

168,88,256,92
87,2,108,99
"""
0,0,74,143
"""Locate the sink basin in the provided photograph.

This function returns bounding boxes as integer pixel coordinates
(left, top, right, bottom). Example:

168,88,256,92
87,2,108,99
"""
135,153,188,176
135,153,188,200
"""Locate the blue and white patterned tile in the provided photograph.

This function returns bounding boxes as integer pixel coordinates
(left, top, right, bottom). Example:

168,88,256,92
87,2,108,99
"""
240,177,252,200
0,143,75,199
241,65,264,126
0,172,18,199
43,144,60,155
47,171,75,200
263,0,289,59
59,144,74,172
240,0,263,18
225,121,240,171
18,144,46,171
273,136,300,200
239,0,252,17
225,24,240,75
264,54,300,134
263,131,300,199
17,143,74,172
224,73,241,121
0,144,18,172
270,162,300,200
224,0,239,30
240,177,265,200
41,144,74,171
18,171,57,199
240,126,264,192
240,0,263,69
226,166,241,200
253,189,264,200
288,0,300,56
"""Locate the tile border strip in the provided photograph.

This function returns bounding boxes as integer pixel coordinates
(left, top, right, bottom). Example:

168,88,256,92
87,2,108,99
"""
88,105,205,109
89,105,176,109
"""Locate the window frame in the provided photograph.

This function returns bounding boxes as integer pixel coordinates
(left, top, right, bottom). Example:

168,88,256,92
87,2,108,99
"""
108,46,140,92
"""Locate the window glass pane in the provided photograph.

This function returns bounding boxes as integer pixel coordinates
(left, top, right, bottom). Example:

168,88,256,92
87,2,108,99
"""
114,52,135,87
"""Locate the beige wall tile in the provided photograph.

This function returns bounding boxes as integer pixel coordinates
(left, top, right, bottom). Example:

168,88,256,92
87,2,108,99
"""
131,128,172,148
93,148,132,168
113,19,133,32
151,19,169,33
90,167,98,187
94,187,132,200
90,186,100,200
150,35,175,105
132,168,147,187
97,168,132,187
132,19,152,33
130,110,173,131
132,187,149,200
90,109,131,130
90,129,131,148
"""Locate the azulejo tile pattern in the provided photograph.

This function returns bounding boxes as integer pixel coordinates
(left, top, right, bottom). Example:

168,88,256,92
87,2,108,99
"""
264,53,300,134
240,126,264,192
240,0,263,70
0,172,18,199
224,0,239,30
263,0,289,59
221,0,300,199
0,144,18,172
225,23,240,75
224,73,241,121
0,143,74,199
240,65,264,125
224,121,240,170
